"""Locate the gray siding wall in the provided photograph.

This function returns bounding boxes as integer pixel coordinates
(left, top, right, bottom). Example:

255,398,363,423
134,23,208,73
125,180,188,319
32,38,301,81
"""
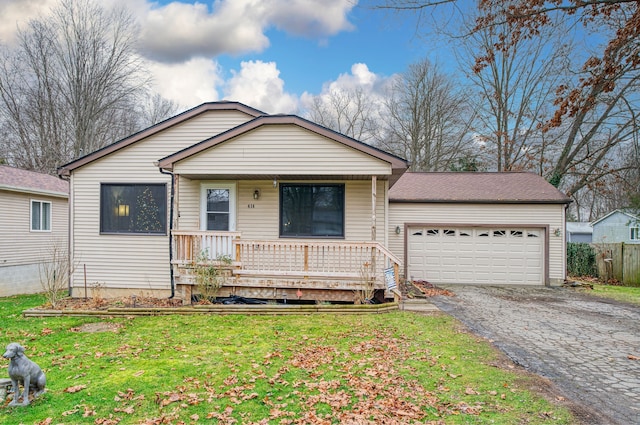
592,212,639,244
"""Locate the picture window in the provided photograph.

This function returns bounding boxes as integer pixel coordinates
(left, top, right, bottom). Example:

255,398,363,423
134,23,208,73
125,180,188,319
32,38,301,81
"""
100,183,167,234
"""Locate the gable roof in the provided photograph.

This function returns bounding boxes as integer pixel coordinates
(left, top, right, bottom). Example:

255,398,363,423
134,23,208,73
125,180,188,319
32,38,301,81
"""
591,209,639,226
389,172,571,204
157,114,409,178
58,101,264,177
0,165,68,198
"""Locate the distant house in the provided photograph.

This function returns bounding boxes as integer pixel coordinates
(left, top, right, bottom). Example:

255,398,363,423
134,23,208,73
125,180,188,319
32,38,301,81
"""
566,222,593,243
58,101,570,303
0,166,69,296
591,210,640,244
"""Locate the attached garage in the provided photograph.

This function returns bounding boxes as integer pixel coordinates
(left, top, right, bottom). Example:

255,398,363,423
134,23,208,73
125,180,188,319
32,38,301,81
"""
406,226,544,285
387,173,571,286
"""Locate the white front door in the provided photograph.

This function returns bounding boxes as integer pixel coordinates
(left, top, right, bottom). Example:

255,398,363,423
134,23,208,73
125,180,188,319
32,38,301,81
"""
200,183,236,231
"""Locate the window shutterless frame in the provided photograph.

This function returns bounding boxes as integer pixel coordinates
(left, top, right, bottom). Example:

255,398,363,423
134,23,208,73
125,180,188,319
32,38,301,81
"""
30,199,51,232
100,183,167,235
279,183,345,238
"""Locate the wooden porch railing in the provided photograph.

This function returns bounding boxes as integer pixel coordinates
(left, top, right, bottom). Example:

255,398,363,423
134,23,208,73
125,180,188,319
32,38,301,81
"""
233,240,401,287
173,230,241,264
172,231,402,288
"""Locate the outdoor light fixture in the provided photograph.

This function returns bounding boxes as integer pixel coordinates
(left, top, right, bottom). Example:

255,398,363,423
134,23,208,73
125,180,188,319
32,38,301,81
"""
395,226,401,234
273,178,277,188
253,189,260,200
554,228,561,237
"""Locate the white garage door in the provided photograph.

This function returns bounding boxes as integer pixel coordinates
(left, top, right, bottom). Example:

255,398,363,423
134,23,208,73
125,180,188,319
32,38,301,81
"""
407,227,544,285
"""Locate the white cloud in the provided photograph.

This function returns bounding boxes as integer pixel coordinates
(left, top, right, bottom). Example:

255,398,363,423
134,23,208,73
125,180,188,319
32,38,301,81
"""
0,0,57,45
301,63,395,109
133,0,355,63
147,57,223,107
224,60,298,114
265,0,355,37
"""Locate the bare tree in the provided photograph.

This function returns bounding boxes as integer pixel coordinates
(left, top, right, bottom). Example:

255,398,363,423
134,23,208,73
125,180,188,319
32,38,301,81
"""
377,59,475,172
461,14,569,172
0,0,149,174
304,86,382,144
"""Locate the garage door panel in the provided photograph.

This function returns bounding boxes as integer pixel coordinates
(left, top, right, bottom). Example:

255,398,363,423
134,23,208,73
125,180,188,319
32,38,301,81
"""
408,226,544,285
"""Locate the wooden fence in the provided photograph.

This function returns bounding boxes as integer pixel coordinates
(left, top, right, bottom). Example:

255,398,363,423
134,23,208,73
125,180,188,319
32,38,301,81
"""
592,243,640,286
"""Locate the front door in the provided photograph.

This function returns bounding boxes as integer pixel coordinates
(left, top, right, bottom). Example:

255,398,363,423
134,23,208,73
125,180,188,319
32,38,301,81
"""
200,183,236,231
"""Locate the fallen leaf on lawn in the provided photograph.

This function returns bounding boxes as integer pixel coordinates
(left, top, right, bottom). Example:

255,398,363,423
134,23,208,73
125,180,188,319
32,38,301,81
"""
64,384,87,393
35,419,53,425
133,370,145,377
41,328,53,335
465,387,479,395
190,414,199,421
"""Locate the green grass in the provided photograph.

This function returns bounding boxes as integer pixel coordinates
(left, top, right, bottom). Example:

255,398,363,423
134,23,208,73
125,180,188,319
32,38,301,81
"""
0,294,574,424
585,284,640,305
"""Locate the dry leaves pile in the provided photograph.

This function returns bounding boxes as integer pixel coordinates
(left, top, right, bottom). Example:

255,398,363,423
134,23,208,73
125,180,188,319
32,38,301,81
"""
411,280,455,298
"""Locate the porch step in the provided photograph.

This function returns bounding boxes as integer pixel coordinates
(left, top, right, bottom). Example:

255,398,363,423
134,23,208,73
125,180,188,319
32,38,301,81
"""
400,298,439,313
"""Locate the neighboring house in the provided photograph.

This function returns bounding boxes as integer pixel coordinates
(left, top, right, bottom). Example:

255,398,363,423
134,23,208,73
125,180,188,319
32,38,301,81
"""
591,210,640,244
0,165,69,296
58,101,570,303
566,222,593,243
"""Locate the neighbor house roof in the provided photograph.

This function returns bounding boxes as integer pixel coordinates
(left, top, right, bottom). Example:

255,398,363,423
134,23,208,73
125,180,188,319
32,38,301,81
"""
0,165,68,198
58,101,265,177
591,209,639,226
157,114,409,181
389,172,571,204
566,222,593,234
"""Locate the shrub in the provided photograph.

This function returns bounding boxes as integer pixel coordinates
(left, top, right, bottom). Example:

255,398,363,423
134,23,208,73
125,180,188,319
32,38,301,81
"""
192,250,232,302
567,242,597,277
39,239,75,308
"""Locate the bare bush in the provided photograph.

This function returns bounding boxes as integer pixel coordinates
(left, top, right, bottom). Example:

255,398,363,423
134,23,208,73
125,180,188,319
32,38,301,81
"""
39,240,74,308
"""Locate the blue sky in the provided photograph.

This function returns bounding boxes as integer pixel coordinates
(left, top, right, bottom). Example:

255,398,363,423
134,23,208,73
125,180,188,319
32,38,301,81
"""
214,5,425,95
1,0,453,113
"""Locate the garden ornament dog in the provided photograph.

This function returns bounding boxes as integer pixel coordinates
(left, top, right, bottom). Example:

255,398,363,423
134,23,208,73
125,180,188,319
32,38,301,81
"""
3,343,46,406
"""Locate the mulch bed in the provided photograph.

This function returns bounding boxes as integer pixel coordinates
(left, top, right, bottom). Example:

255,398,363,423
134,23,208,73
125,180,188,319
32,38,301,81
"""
52,296,184,310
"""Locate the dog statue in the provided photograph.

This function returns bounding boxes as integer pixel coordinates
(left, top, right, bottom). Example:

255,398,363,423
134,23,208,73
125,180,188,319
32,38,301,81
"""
2,343,46,406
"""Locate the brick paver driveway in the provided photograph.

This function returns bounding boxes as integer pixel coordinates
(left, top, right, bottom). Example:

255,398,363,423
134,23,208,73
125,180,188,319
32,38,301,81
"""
427,285,640,425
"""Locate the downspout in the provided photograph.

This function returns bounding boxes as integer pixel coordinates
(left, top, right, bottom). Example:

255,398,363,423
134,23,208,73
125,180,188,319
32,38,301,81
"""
159,167,176,299
59,172,72,296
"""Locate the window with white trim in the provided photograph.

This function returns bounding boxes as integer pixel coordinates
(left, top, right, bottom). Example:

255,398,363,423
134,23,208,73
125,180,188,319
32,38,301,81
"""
631,226,640,241
31,200,51,231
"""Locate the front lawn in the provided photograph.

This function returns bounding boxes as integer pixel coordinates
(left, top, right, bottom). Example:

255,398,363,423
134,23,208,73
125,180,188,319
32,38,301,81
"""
0,294,574,424
586,284,640,305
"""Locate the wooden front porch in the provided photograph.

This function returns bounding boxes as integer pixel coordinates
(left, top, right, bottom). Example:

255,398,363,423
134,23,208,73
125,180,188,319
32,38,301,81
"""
172,230,401,303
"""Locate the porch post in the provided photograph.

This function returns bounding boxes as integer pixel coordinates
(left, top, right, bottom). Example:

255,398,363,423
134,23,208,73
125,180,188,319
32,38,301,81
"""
371,176,377,241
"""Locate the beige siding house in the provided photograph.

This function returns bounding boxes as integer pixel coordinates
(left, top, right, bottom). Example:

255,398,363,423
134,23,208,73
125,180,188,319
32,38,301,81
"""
0,166,69,296
59,101,570,303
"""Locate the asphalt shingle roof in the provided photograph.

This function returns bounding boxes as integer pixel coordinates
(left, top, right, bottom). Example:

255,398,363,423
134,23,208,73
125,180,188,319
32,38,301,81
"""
0,165,69,196
389,172,571,204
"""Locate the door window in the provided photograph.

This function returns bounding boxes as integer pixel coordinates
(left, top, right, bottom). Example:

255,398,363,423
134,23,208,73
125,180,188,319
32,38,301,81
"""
201,184,236,231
